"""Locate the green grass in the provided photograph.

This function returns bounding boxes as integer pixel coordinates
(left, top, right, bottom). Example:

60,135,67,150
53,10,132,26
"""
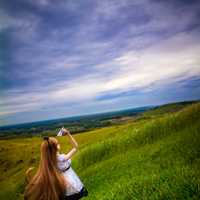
0,102,200,199
141,100,198,118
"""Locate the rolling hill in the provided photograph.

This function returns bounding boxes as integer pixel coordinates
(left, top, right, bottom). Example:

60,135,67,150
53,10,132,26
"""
0,101,200,199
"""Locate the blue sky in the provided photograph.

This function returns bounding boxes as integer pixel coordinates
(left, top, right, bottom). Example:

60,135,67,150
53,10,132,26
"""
0,0,200,126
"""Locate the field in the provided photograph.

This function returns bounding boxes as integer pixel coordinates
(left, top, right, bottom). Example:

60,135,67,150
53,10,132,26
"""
0,102,200,199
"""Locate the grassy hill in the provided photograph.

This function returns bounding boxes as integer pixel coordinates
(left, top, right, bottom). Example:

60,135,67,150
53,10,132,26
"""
0,102,200,199
141,100,198,118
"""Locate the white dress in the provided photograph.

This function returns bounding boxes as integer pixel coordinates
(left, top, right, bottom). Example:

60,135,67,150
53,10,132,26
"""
57,153,84,196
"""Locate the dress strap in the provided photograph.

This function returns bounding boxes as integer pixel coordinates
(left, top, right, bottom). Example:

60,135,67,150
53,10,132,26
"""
62,165,71,172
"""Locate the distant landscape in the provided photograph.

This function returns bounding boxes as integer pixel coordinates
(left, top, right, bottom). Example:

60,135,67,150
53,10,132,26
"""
0,100,200,199
0,106,152,138
0,100,197,138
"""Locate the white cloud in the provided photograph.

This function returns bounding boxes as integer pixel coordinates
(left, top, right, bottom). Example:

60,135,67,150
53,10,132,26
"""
1,29,200,118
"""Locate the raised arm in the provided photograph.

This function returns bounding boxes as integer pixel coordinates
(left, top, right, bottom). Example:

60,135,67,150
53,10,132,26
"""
62,128,78,160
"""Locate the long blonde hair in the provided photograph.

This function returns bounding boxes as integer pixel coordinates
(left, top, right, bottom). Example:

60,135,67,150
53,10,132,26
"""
24,137,67,200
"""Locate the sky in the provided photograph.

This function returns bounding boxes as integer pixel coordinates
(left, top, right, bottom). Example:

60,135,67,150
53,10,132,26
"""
0,0,200,126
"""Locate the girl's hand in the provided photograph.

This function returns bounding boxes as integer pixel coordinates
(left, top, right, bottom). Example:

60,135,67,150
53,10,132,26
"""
62,128,70,136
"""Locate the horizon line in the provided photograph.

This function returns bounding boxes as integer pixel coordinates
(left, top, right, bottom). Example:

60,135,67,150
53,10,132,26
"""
1,99,199,129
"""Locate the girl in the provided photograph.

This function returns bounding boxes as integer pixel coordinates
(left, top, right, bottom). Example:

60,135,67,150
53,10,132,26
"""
24,128,88,200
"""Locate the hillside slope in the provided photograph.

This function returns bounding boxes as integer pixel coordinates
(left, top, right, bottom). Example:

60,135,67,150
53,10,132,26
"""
0,102,200,199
